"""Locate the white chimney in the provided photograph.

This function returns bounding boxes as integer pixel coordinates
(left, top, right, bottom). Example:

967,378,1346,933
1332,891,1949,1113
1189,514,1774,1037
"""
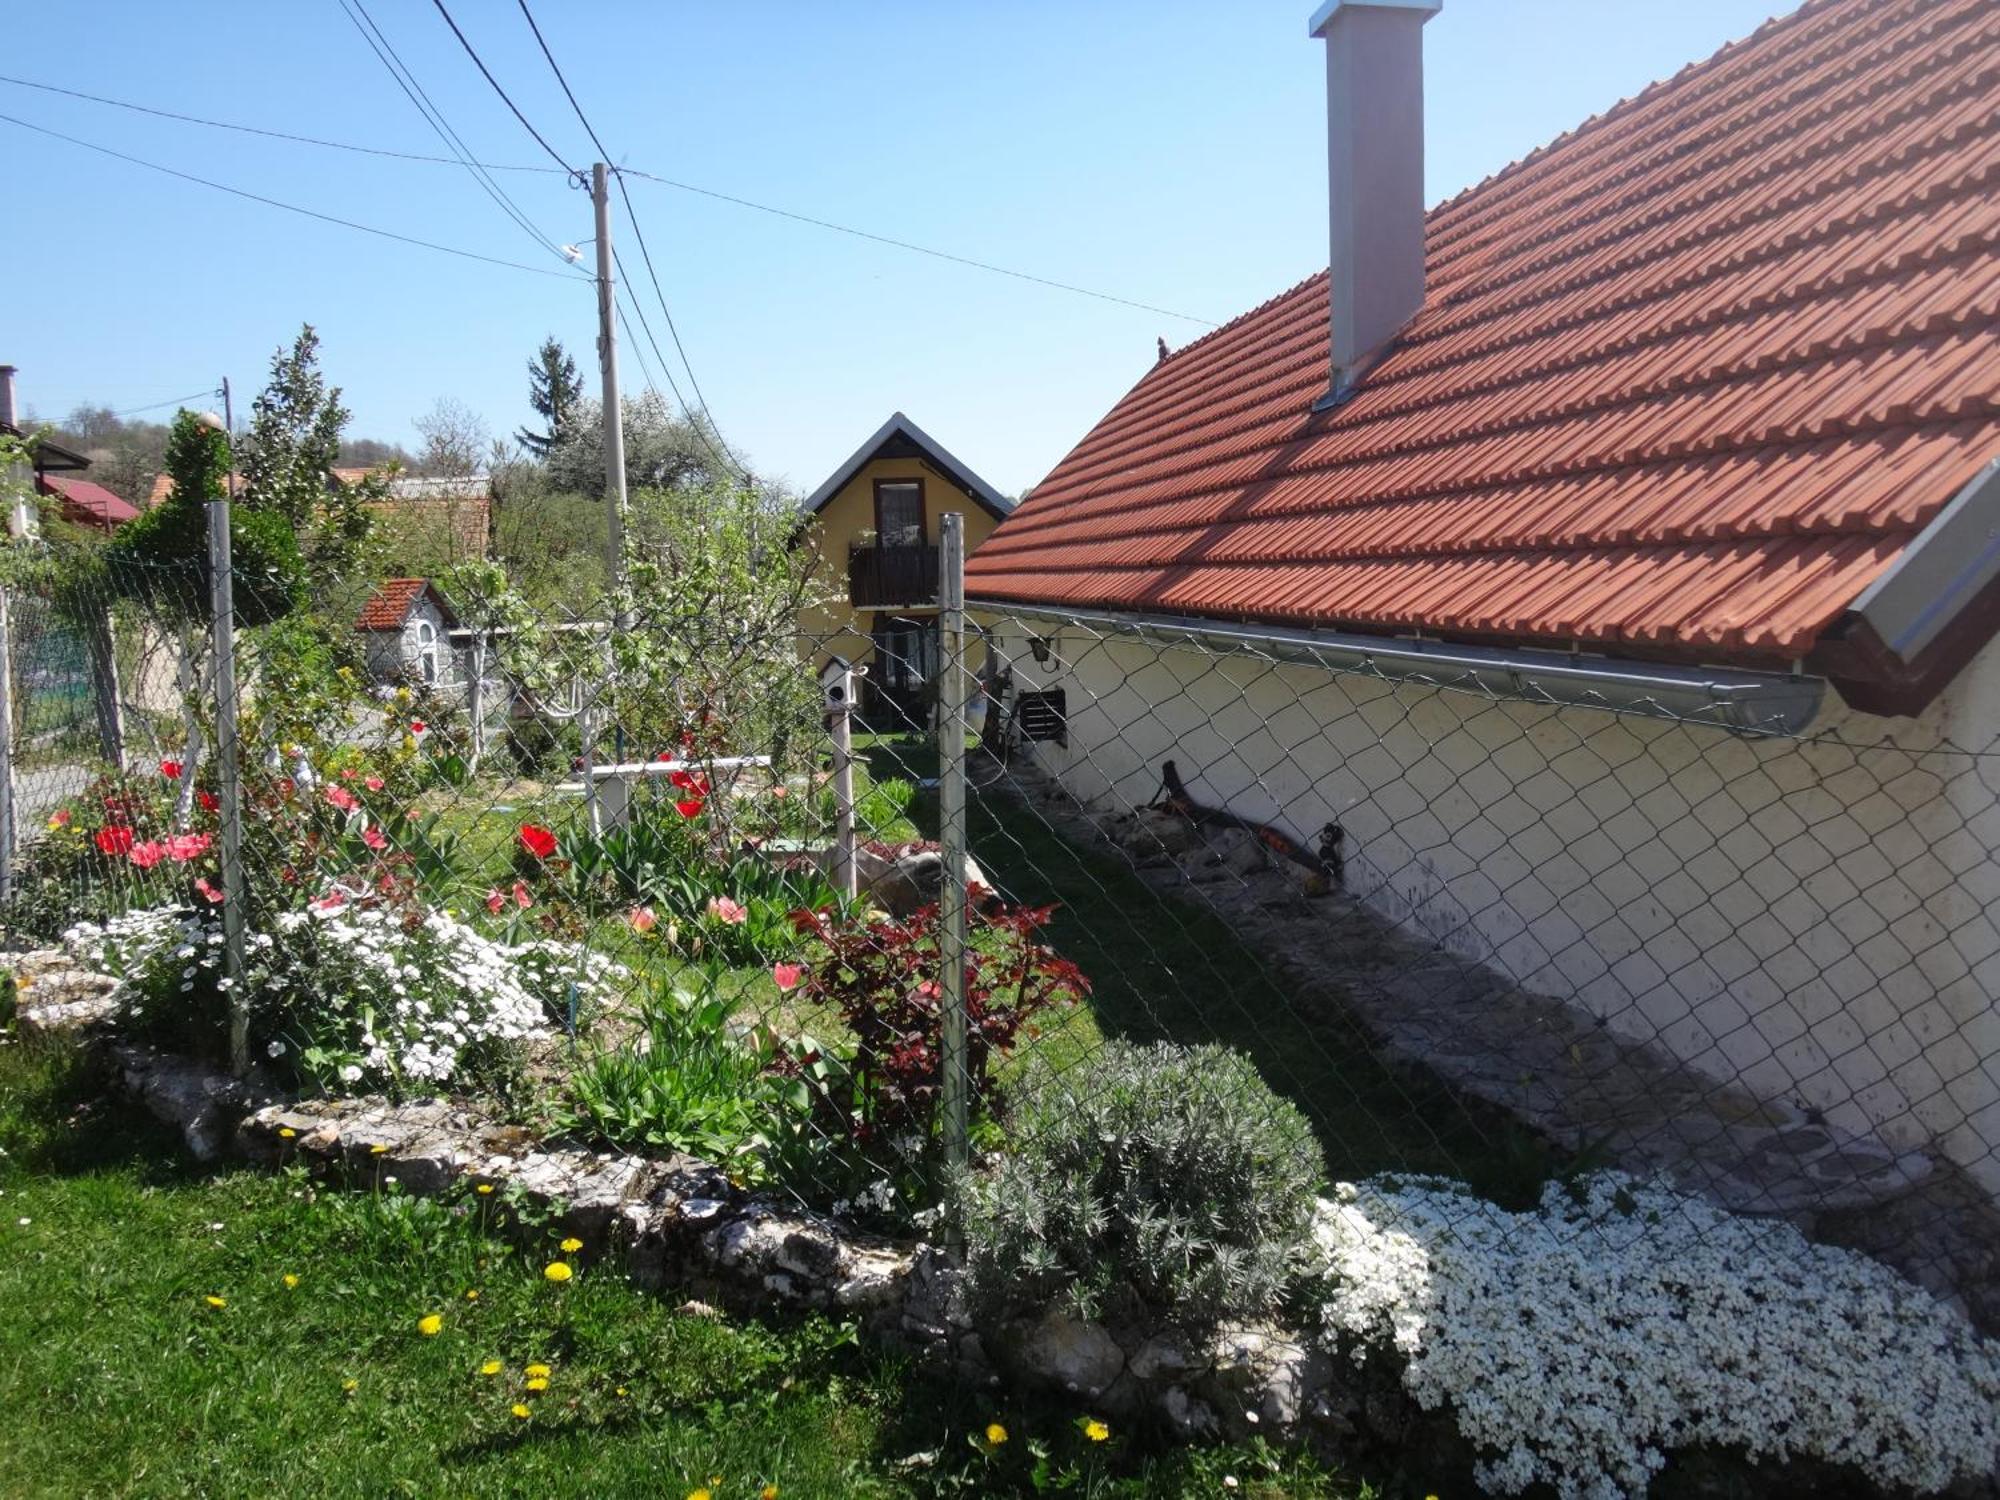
1309,0,1440,409
0,365,16,431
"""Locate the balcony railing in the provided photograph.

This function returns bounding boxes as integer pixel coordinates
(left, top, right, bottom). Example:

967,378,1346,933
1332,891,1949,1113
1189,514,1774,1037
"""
848,541,940,608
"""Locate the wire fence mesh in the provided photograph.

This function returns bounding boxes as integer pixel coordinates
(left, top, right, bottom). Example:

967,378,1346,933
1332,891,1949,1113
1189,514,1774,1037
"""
3,502,1998,1349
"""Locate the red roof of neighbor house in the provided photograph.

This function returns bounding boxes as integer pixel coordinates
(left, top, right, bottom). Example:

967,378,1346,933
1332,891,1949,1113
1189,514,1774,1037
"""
967,0,2000,675
355,578,455,632
36,474,138,530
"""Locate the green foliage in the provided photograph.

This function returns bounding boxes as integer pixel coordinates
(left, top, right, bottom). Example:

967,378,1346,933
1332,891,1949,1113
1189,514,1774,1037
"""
100,411,306,625
239,324,378,591
558,967,806,1173
960,1040,1327,1328
515,334,583,459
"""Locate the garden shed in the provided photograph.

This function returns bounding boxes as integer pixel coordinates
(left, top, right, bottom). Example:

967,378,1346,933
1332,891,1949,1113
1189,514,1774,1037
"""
354,577,464,692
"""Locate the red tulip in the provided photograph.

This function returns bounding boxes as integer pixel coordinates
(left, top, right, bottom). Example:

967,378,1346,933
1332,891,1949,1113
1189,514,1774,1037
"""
518,824,557,859
94,825,135,857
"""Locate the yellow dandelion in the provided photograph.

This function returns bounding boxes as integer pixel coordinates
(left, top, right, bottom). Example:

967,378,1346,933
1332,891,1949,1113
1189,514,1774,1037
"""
369,1144,388,1156
475,1183,494,1195
417,1313,443,1336
761,1486,779,1500
278,1127,297,1140
525,1363,551,1379
464,1289,479,1301
511,1402,532,1421
479,1360,503,1376
543,1261,573,1283
1082,1418,1110,1442
282,1274,299,1290
525,1376,549,1392
342,1378,358,1394
203,1295,226,1309
558,1236,583,1253
687,1491,711,1500
616,1386,629,1398
985,1421,1008,1446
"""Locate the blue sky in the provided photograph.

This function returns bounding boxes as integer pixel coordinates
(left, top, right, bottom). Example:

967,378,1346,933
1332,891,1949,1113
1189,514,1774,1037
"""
4,0,1786,499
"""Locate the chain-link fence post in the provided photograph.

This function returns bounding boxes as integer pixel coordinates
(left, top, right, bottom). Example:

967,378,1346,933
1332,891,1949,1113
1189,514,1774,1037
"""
826,656,859,901
937,512,971,1183
0,584,14,906
206,497,249,1077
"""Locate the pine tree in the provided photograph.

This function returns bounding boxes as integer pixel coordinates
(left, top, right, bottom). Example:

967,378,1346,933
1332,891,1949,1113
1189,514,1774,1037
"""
515,336,582,458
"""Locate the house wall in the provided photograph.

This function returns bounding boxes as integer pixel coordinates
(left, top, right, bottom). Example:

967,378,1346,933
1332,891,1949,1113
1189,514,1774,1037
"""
797,457,1003,671
990,614,2000,1200
360,601,466,694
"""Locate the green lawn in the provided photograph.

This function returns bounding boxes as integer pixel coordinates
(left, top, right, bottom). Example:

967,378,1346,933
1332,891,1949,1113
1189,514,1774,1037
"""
0,1037,1378,1499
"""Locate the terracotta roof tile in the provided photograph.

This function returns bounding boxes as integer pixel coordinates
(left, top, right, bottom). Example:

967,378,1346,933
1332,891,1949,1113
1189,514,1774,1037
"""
354,578,433,632
969,0,2000,663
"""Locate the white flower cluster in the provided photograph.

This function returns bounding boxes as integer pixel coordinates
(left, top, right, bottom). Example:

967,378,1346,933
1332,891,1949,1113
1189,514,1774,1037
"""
1313,1172,2000,1499
254,904,619,1086
62,906,198,985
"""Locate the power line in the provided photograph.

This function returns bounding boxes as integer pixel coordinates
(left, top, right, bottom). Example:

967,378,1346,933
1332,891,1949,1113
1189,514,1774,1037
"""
512,0,745,480
334,0,572,266
38,390,216,421
427,0,575,174
1,71,1219,325
0,112,586,280
619,167,1217,326
0,73,558,173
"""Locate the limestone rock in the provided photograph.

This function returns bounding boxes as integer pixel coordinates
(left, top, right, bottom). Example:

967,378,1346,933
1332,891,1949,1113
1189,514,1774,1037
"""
1010,1310,1124,1397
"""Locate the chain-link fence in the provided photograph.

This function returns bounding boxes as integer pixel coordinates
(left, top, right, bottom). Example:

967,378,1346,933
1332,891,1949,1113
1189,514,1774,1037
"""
4,494,1997,1360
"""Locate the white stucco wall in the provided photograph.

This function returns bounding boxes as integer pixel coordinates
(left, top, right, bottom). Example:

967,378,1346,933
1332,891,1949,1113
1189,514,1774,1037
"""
991,614,2000,1200
361,600,466,693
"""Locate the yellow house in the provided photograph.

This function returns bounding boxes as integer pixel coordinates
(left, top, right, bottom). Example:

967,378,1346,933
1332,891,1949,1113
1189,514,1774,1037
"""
796,412,1013,727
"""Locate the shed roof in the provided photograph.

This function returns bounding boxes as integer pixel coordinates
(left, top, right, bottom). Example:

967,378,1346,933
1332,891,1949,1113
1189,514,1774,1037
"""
36,473,138,530
966,0,2000,710
354,578,459,633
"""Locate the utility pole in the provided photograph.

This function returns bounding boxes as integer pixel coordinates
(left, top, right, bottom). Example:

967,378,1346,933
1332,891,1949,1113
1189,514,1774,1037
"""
591,163,628,609
218,377,235,499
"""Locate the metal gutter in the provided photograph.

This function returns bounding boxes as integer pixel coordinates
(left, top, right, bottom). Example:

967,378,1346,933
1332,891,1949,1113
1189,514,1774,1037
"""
971,599,1828,736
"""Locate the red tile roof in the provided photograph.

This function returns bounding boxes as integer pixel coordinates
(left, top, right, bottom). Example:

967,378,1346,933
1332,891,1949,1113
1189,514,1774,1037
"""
355,578,452,632
36,474,138,530
967,0,2000,673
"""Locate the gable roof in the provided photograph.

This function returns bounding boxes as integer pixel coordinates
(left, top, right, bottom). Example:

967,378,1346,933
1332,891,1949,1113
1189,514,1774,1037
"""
35,473,138,530
801,412,1013,523
966,0,2000,710
354,578,459,633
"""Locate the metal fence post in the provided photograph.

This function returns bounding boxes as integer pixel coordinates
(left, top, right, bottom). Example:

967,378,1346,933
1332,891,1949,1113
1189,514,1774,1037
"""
828,657,859,901
0,585,14,905
207,499,249,1077
937,513,970,1182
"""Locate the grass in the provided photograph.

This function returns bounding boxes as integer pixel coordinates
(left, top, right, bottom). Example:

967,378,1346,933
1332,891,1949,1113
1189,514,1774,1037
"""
857,735,1567,1204
0,1035,1387,1499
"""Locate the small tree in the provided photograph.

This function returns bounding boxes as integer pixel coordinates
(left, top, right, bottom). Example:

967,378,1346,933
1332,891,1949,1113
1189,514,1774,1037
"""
239,325,379,592
413,397,490,478
546,390,731,497
515,335,582,458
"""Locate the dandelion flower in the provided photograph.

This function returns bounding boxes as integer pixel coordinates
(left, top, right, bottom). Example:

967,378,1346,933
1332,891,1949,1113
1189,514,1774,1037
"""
761,1487,779,1500
559,1237,583,1253
511,1403,532,1420
464,1289,479,1301
369,1144,388,1156
342,1378,358,1394
1082,1418,1110,1442
985,1422,1008,1446
479,1360,503,1376
278,1127,297,1140
282,1274,299,1289
687,1490,712,1500
525,1376,549,1392
475,1183,494,1196
616,1387,629,1398
543,1261,573,1283
204,1295,226,1309
418,1313,443,1336
525,1363,551,1379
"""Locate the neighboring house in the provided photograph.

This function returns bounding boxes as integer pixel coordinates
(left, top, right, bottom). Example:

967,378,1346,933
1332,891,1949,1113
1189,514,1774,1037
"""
797,412,1012,726
35,474,139,532
152,468,493,560
0,363,136,534
967,0,2000,1196
354,578,464,691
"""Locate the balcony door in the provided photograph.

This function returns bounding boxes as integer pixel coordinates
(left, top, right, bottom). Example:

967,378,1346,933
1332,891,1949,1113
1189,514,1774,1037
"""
874,479,925,546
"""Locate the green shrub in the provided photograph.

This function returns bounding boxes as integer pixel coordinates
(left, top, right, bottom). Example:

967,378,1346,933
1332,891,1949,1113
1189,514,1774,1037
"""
959,1040,1325,1328
557,968,805,1175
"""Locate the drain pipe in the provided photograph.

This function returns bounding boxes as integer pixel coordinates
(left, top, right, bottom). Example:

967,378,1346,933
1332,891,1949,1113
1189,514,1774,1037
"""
973,602,1827,737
